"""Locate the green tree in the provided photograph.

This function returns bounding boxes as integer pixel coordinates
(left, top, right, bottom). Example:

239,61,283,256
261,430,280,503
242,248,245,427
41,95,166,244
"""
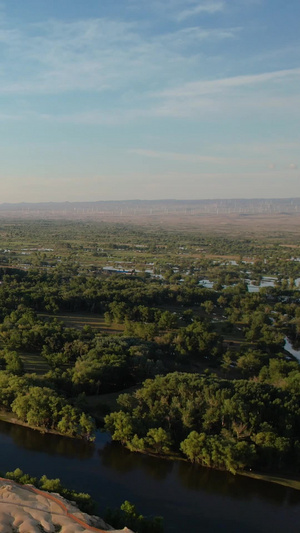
146,428,172,454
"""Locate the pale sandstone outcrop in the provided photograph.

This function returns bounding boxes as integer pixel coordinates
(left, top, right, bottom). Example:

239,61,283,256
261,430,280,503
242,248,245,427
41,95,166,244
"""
0,480,134,533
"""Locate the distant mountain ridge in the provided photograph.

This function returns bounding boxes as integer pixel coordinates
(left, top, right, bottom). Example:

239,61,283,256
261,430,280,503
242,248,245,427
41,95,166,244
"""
0,198,299,216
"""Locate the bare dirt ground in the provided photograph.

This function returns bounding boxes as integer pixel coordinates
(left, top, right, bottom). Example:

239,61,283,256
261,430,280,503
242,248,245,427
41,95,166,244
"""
98,212,300,236
5,211,300,236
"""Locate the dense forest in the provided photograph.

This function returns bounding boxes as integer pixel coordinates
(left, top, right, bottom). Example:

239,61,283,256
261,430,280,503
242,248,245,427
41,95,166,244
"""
0,219,299,477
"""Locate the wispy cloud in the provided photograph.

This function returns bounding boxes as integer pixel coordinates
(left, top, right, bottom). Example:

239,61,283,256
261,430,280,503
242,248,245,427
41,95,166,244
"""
130,148,238,164
0,18,139,94
176,1,225,21
149,68,300,118
212,140,300,156
35,109,150,126
129,0,226,21
4,75,299,127
0,17,240,96
0,0,299,201
0,5,298,136
129,148,270,169
156,68,300,98
159,25,240,48
128,149,299,178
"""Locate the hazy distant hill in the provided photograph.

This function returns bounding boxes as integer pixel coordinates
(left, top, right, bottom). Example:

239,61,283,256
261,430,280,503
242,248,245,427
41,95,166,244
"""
0,198,300,219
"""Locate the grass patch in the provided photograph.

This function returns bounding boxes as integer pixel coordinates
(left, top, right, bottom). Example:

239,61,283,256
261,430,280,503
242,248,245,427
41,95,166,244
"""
39,312,125,334
84,386,139,421
20,352,51,375
240,470,300,491
0,409,17,424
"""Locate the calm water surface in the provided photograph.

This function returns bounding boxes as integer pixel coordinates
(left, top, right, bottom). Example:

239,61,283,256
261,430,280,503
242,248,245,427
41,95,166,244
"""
284,337,300,363
0,420,299,533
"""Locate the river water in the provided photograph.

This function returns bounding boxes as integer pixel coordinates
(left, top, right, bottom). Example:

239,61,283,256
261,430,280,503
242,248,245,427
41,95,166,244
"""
284,338,300,363
0,420,299,532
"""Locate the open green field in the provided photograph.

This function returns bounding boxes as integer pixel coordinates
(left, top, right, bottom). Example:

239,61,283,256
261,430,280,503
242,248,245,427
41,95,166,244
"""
19,352,51,376
240,470,300,491
19,313,125,377
39,312,125,334
81,386,138,422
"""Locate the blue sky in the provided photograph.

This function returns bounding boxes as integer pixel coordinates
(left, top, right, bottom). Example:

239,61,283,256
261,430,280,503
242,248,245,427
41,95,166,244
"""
0,0,299,202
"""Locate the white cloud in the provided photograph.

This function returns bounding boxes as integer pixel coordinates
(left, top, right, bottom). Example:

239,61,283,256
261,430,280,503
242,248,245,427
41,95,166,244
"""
129,0,226,20
129,148,273,170
0,18,139,94
0,17,240,96
0,7,298,132
130,148,242,165
176,2,225,21
213,141,300,155
155,68,300,99
158,26,240,48
149,68,300,118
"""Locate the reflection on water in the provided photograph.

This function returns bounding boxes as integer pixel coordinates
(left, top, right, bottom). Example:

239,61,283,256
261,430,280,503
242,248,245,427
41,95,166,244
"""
177,462,291,505
99,441,173,481
0,419,95,460
101,442,300,507
0,419,300,532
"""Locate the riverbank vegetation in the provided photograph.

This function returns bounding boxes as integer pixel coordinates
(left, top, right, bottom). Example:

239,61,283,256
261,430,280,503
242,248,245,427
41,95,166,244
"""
2,467,96,514
0,219,299,478
105,500,163,533
105,372,300,474
1,468,164,532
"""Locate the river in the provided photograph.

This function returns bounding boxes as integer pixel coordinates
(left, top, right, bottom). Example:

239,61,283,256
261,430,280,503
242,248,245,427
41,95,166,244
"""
284,337,300,363
0,420,299,532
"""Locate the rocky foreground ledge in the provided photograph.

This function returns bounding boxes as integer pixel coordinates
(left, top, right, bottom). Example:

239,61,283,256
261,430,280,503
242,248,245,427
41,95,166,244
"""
0,478,134,533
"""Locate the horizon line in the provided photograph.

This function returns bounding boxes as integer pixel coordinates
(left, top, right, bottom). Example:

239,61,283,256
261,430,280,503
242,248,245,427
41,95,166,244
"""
1,197,300,207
